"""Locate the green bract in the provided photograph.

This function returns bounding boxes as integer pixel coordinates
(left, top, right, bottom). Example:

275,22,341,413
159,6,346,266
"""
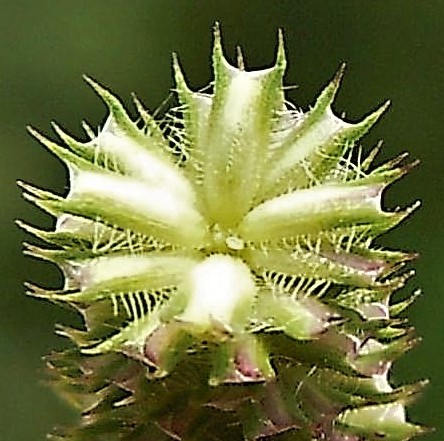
20,25,426,441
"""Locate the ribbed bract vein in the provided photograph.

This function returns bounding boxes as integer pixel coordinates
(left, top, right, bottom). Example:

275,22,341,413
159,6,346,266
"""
239,181,387,243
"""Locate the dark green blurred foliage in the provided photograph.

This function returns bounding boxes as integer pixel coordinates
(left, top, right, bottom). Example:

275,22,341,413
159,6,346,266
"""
1,1,442,440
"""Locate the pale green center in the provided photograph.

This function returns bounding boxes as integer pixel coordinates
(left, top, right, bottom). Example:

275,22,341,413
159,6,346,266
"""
208,223,245,253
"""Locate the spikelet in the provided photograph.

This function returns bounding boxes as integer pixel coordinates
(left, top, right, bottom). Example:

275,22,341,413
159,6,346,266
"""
19,24,427,441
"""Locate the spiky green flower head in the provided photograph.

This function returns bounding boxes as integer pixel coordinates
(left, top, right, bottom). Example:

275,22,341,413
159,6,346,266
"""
20,24,427,441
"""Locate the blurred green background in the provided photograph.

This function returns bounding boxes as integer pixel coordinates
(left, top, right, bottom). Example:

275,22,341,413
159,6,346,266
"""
1,1,442,440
